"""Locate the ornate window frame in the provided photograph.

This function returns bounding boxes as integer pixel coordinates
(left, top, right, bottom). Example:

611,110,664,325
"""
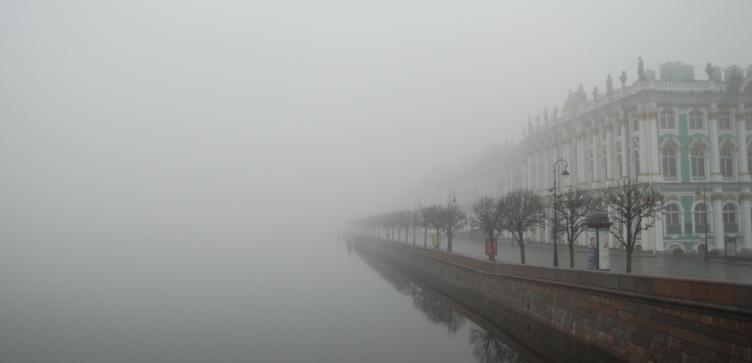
689,109,705,130
692,202,711,235
663,203,682,235
660,138,679,179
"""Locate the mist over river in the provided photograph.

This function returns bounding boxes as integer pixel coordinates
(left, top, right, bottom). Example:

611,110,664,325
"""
0,232,522,362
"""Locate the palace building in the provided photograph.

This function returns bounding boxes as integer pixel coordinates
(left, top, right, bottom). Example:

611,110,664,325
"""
446,61,752,254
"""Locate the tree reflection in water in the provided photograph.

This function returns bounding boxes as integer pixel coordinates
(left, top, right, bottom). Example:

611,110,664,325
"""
361,255,465,335
357,252,525,363
470,328,522,363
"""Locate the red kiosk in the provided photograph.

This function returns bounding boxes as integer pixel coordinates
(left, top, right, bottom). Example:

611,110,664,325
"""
485,239,498,261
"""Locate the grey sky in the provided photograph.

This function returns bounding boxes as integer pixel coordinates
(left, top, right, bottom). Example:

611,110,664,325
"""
2,0,751,238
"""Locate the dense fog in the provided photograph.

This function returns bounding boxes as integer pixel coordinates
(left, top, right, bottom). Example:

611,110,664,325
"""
2,1,751,362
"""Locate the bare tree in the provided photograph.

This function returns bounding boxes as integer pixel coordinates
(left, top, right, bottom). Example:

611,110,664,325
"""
411,209,419,245
418,207,431,247
556,187,598,268
470,197,504,260
444,203,466,253
500,190,544,264
423,205,445,249
603,179,662,273
397,210,412,243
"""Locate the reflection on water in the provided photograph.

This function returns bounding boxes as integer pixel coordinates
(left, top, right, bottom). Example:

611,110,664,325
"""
356,249,529,363
470,328,523,363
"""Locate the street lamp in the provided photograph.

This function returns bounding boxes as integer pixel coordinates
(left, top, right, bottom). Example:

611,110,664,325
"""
695,186,709,261
552,159,570,267
447,193,457,252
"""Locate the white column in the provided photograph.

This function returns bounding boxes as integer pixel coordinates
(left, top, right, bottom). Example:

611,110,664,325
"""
526,153,533,190
541,148,552,190
648,105,661,181
709,106,722,182
741,189,752,251
638,113,649,182
535,150,542,191
564,138,573,187
737,107,749,182
621,122,629,179
577,134,585,185
654,215,665,252
712,190,725,251
592,129,600,185
641,225,653,251
606,124,614,181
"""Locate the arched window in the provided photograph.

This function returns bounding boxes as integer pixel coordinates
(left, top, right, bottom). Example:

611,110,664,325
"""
690,147,706,178
689,110,704,129
662,144,677,178
693,203,710,234
720,149,734,178
660,110,676,129
718,111,732,130
723,204,738,233
664,204,681,234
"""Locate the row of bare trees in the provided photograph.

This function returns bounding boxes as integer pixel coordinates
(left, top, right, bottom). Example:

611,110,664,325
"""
469,179,661,272
352,179,662,273
352,204,467,250
470,188,596,266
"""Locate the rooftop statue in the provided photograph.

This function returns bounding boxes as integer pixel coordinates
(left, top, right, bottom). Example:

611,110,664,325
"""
535,114,541,127
576,84,587,101
637,56,646,81
552,106,558,121
725,66,743,94
527,116,533,130
606,74,614,95
543,107,549,123
592,86,600,100
705,63,713,80
619,70,627,87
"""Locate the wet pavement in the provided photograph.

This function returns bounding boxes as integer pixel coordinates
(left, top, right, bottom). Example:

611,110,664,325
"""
404,234,752,283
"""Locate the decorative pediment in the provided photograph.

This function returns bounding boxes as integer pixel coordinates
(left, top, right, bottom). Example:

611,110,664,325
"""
688,136,709,150
630,135,640,149
659,135,679,149
562,87,589,118
719,136,737,149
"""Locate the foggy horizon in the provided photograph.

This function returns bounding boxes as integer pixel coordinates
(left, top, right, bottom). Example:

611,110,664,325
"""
5,1,752,235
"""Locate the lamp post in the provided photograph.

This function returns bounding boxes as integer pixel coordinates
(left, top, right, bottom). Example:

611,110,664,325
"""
447,193,457,252
552,159,570,267
695,186,709,261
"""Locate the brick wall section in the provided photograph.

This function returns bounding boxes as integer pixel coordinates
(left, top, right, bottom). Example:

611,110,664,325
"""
355,238,752,363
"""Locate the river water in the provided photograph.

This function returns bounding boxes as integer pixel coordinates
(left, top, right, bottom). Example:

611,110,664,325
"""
1,233,552,362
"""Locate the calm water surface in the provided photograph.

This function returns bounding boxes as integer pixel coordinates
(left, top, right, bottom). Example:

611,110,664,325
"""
1,233,531,362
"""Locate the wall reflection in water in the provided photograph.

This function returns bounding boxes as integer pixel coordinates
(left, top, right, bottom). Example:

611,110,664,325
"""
356,250,531,363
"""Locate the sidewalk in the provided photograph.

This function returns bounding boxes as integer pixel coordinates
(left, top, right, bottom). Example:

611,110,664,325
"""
417,234,752,283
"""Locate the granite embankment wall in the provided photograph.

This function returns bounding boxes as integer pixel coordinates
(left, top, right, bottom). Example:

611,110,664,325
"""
354,237,752,363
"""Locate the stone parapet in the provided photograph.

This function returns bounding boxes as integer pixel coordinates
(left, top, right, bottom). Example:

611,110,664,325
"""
355,237,752,362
